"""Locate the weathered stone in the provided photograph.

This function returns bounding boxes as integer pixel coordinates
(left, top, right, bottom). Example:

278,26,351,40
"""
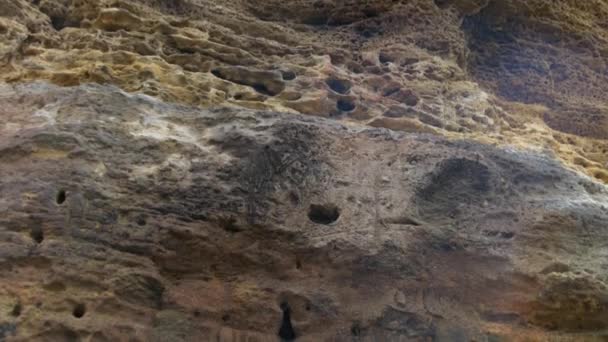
1,0,608,340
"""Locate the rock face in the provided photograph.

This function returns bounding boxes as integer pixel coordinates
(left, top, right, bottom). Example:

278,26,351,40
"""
0,0,607,341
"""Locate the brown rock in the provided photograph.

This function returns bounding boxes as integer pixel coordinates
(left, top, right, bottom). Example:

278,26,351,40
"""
1,0,608,340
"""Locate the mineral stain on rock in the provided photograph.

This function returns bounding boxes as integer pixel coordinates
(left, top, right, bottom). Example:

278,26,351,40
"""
1,0,608,341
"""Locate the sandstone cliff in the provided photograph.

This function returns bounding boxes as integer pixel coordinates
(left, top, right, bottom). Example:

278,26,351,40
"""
1,0,608,341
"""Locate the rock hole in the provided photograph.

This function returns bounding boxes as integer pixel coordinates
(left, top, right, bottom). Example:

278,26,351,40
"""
11,303,21,317
252,83,273,96
56,190,66,205
210,69,222,78
326,78,351,94
379,52,393,64
434,0,450,8
308,204,340,225
50,16,66,31
281,71,296,81
278,302,296,341
363,8,379,18
193,309,201,317
136,216,147,226
30,227,44,244
500,232,515,239
337,99,356,112
351,322,362,336
72,303,86,318
295,259,302,270
402,90,419,106
303,15,329,26
221,314,230,322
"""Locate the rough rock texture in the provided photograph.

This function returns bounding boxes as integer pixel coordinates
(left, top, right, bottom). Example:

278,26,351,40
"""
2,0,608,182
1,0,608,341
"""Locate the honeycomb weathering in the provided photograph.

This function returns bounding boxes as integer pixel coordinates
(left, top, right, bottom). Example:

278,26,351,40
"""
1,0,608,341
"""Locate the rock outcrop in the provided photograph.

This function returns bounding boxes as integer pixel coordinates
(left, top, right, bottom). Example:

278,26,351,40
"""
1,0,608,341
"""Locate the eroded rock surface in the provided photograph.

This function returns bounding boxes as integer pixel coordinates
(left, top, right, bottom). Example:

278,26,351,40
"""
1,0,608,341
1,82,608,341
1,0,607,182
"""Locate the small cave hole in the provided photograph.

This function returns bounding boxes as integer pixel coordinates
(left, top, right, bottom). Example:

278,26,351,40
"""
363,8,380,18
337,99,356,112
303,15,329,26
379,52,393,64
193,309,201,317
210,69,222,78
56,190,66,205
72,303,86,318
434,0,450,8
136,216,147,226
11,303,22,317
351,322,362,336
30,227,44,244
278,302,296,341
308,204,340,225
295,259,302,270
500,232,515,239
221,314,230,322
252,83,273,96
326,78,351,94
281,70,296,81
50,16,67,31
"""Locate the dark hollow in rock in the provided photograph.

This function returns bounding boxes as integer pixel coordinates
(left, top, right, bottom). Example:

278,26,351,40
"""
351,322,362,336
303,14,329,26
30,227,44,244
281,71,296,81
72,303,86,318
379,52,394,64
136,216,147,226
11,303,22,317
401,90,419,106
278,302,296,341
337,99,356,112
434,0,450,8
56,190,66,205
308,204,340,225
50,16,67,31
326,78,351,94
252,83,273,96
210,69,222,78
